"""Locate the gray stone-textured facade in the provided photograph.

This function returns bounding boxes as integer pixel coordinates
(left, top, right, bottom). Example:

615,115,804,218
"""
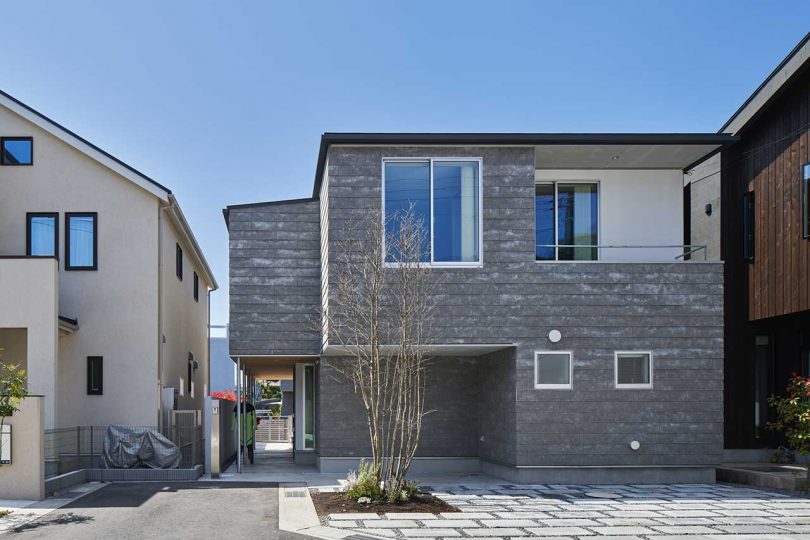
228,199,321,356
227,144,724,482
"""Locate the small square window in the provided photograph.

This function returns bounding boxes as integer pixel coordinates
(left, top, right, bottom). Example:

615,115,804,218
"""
534,352,572,389
1,137,33,165
615,351,653,389
176,244,183,280
87,356,103,395
193,272,199,302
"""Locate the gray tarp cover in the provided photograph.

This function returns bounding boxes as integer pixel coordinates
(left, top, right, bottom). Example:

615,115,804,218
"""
102,425,181,469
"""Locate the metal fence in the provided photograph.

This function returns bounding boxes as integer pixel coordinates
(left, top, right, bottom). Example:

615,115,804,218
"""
255,412,292,443
44,422,203,479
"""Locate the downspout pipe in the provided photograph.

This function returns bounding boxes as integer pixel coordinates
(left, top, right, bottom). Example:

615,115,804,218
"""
157,199,175,429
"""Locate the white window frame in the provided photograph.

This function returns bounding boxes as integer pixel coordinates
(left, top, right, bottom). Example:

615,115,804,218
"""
534,351,573,390
382,157,483,268
614,350,653,389
534,180,601,262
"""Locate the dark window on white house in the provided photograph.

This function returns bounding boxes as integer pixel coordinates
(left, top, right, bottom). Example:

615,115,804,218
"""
743,191,755,262
27,213,58,257
176,244,183,280
87,356,103,395
1,137,33,165
65,213,97,270
802,163,810,239
193,272,199,302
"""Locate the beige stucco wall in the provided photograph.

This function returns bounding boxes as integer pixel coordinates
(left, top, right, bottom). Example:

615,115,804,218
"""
0,328,28,373
160,216,211,420
0,105,159,428
0,397,45,500
0,259,58,428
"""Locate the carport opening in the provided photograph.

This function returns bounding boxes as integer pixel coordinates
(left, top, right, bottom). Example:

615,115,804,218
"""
231,356,317,473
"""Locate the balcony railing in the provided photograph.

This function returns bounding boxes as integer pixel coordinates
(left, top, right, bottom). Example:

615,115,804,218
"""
535,244,707,262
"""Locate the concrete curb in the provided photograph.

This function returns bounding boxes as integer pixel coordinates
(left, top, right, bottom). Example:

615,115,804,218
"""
278,483,384,540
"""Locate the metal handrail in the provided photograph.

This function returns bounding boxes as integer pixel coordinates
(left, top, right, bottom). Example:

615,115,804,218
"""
535,244,708,261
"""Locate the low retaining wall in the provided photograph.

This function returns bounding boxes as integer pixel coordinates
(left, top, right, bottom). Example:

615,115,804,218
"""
0,397,45,500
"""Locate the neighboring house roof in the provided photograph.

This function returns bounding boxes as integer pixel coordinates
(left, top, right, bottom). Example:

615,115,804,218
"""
0,89,217,290
720,31,810,134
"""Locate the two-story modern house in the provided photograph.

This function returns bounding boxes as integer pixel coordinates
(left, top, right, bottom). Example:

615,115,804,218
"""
226,131,735,483
686,32,810,455
0,90,217,431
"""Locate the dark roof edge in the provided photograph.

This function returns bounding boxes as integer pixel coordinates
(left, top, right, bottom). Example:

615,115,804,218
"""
0,89,172,194
718,31,810,133
311,132,739,197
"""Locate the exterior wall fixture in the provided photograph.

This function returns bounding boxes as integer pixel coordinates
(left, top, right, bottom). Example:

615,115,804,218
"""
629,440,641,451
548,329,562,343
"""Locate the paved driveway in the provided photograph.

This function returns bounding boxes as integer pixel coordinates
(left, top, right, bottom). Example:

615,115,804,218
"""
326,482,810,539
7,482,308,539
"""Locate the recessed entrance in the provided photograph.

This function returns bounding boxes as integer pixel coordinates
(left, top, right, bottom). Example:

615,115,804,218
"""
225,355,317,476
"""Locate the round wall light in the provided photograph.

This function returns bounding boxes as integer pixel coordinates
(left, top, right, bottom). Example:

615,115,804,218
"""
548,329,562,343
629,440,641,451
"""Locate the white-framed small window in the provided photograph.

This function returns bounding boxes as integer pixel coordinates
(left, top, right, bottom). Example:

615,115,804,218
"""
615,351,653,389
534,351,573,389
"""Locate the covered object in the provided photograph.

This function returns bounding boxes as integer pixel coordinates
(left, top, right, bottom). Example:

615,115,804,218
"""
102,426,181,469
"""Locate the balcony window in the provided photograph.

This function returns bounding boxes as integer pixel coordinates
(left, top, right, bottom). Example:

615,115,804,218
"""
65,213,97,270
1,137,33,165
384,159,481,265
27,213,58,257
536,182,598,261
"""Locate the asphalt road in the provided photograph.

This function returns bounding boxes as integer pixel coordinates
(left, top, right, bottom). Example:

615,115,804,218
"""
8,482,311,539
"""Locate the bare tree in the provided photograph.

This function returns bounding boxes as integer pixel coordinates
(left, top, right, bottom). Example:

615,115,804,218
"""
323,206,437,502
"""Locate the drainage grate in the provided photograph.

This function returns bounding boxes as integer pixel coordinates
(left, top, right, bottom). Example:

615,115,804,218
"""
285,488,306,498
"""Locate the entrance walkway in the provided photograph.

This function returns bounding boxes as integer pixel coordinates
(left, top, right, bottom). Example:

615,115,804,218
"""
324,482,810,539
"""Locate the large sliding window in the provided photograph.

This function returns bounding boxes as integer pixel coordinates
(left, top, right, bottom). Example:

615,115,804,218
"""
384,159,481,265
26,213,58,257
65,213,97,270
535,182,599,261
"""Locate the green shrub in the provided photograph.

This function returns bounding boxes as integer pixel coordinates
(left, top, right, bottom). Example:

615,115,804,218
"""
345,460,383,502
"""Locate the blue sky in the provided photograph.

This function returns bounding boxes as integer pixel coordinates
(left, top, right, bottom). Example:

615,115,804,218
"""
1,1,807,325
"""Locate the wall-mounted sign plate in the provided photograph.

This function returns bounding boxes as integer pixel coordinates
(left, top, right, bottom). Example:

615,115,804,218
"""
0,424,10,465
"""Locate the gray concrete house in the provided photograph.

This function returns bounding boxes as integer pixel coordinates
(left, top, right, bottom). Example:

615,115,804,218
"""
224,132,734,483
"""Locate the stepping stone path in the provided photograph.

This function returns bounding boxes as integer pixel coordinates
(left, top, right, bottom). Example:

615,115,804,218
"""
322,482,810,539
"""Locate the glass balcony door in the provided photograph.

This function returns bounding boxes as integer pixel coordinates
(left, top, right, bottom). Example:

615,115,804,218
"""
536,182,599,261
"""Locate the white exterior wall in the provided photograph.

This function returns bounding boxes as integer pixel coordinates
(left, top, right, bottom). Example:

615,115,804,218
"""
0,259,58,428
0,105,159,428
535,169,685,261
160,217,211,419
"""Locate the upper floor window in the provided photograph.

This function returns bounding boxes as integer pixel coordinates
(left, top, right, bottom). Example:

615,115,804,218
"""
1,137,33,165
193,272,199,302
65,213,97,270
803,163,809,239
743,191,755,262
27,213,58,257
536,182,598,261
383,159,481,265
176,244,183,280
